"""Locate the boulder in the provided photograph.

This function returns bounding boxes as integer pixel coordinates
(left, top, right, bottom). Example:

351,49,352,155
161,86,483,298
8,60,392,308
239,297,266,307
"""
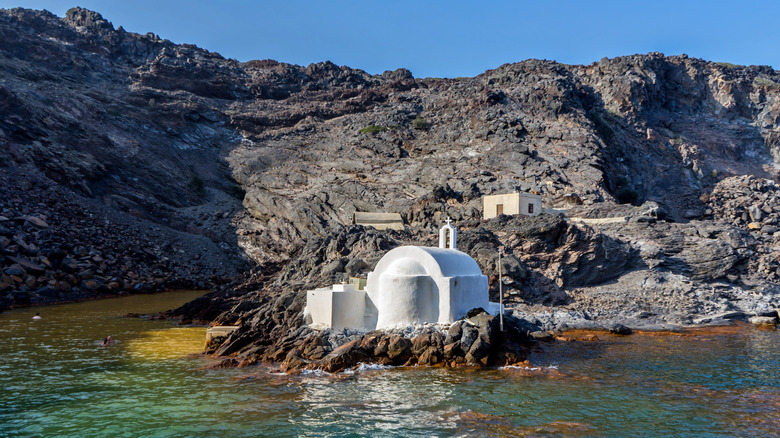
609,324,632,335
60,257,79,272
386,336,412,363
748,316,777,326
466,336,491,365
7,257,45,276
4,265,24,277
459,326,479,355
17,215,49,228
529,331,554,342
761,225,778,235
445,322,463,344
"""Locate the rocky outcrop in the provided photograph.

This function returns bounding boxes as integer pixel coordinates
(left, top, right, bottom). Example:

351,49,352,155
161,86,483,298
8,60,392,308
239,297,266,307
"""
0,167,242,310
169,214,642,366
708,175,780,282
283,309,531,373
201,304,532,373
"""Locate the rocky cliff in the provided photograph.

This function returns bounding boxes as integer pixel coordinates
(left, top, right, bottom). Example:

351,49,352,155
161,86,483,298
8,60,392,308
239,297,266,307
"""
1,8,778,364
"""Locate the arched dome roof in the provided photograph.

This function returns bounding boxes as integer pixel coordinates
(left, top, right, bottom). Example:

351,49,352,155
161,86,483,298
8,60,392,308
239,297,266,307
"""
372,246,484,278
385,257,427,276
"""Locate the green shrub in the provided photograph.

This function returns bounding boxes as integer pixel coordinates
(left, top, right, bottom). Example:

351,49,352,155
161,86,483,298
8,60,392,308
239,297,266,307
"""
230,184,246,200
616,187,639,205
412,115,427,130
591,113,615,145
754,76,780,87
613,175,639,205
359,125,387,134
188,175,205,197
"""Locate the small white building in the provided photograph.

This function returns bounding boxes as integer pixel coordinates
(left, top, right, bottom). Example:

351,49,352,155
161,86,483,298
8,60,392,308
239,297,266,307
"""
304,220,498,331
483,192,542,219
306,283,367,330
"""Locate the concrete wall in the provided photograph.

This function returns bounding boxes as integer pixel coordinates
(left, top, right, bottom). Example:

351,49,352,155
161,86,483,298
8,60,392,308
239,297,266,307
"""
483,192,542,218
518,194,543,217
352,212,404,231
306,287,334,329
375,274,437,329
483,193,520,219
442,275,489,322
306,284,367,330
331,289,366,330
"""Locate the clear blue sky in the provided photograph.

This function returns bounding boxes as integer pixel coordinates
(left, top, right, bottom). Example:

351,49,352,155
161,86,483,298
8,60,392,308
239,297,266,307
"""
2,1,778,78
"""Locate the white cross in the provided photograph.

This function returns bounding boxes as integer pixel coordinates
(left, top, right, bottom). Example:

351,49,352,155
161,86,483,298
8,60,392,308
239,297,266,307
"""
445,217,452,226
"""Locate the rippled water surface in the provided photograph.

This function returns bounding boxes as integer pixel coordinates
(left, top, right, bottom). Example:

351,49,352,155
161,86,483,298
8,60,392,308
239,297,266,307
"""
1,292,778,437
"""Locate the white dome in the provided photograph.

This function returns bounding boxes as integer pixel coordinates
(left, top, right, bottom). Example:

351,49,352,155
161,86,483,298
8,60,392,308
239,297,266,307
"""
371,246,484,279
365,245,489,329
384,257,427,276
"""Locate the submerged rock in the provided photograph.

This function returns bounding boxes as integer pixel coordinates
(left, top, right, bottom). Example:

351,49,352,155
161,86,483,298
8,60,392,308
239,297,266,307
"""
609,324,632,335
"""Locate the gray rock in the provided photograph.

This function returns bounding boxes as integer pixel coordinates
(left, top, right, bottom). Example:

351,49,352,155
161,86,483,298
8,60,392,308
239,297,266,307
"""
459,326,479,354
445,322,463,344
748,316,777,325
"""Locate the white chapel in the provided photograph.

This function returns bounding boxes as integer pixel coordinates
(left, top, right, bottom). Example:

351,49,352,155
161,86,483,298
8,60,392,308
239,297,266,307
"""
305,220,498,330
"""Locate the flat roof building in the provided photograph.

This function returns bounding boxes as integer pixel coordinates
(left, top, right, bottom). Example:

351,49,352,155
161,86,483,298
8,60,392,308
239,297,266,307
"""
351,212,404,231
483,192,542,219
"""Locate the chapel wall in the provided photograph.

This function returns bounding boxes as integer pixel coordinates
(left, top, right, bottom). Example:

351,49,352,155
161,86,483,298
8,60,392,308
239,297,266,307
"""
331,290,366,330
306,288,334,328
446,275,489,322
375,274,437,329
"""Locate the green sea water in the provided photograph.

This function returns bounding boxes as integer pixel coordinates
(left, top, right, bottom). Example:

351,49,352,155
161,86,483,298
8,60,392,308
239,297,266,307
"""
0,291,777,437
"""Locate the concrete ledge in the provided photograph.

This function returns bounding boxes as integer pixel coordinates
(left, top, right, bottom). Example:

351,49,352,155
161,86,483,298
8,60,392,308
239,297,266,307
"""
567,217,629,225
206,325,240,345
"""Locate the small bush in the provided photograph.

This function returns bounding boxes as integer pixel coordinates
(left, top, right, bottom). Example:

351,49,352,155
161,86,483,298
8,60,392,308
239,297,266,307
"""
754,76,779,88
412,115,427,130
359,125,387,134
188,175,205,197
230,184,246,200
616,187,639,205
591,113,615,145
612,175,639,205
